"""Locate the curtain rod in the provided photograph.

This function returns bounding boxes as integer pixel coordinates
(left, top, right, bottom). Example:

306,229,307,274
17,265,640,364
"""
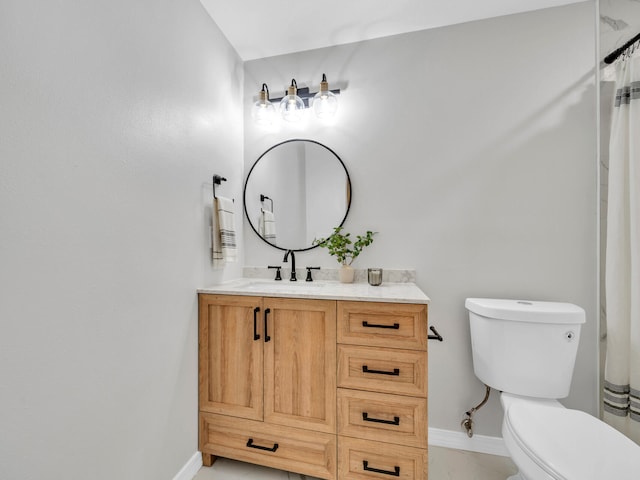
604,31,640,64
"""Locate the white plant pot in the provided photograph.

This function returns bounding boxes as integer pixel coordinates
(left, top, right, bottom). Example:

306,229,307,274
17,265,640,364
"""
339,265,355,283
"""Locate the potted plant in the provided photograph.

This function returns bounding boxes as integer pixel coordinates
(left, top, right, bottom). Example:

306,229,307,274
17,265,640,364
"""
313,227,376,283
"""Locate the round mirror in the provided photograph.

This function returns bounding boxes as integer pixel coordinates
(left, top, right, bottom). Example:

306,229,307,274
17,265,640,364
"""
244,139,351,251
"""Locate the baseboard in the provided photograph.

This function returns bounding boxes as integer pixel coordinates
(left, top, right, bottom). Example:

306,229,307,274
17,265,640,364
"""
428,427,509,457
173,451,202,480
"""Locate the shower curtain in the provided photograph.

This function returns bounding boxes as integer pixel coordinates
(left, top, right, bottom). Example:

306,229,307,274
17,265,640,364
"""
604,51,640,444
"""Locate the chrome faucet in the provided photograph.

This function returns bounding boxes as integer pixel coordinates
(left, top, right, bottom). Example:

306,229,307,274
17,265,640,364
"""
283,250,297,281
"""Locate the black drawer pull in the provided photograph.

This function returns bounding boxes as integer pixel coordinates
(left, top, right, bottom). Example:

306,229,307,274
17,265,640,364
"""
362,365,400,376
362,412,400,425
264,308,271,342
246,438,278,452
253,307,261,340
363,461,400,477
362,321,400,329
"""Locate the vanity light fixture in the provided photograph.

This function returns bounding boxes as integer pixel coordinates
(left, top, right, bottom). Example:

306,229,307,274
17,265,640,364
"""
312,74,338,119
253,75,340,125
251,83,276,126
279,79,305,122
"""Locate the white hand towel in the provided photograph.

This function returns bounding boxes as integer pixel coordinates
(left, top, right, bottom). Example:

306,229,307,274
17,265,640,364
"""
258,208,277,242
211,199,224,267
216,196,237,263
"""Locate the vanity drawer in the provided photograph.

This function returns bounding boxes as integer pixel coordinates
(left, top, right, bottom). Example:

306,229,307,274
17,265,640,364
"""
338,301,427,351
200,412,337,480
338,436,427,480
338,389,427,448
338,345,427,397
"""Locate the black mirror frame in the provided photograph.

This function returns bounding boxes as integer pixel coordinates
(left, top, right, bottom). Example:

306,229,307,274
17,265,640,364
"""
243,138,351,252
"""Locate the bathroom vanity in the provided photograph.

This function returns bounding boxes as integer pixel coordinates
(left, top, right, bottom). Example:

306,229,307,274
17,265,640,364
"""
197,279,430,480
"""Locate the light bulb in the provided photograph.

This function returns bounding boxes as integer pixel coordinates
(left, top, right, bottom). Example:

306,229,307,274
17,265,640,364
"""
252,84,276,126
279,79,305,122
313,74,338,119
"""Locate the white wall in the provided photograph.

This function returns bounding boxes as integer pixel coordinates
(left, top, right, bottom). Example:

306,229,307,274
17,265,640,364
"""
244,2,597,437
0,0,243,478
599,0,640,62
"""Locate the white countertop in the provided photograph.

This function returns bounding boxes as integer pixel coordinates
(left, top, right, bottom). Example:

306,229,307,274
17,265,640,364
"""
198,278,430,304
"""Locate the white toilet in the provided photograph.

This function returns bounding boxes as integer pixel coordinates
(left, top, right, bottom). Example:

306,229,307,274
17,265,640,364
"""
466,297,640,480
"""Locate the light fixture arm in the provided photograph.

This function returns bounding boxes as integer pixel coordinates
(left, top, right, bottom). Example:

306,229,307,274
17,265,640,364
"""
319,73,329,93
288,79,298,95
260,83,270,100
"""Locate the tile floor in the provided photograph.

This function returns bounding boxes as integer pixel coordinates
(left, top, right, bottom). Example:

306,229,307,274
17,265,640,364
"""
193,446,518,480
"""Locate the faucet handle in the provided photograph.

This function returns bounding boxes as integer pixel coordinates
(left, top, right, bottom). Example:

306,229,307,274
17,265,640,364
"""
305,266,321,282
268,265,282,281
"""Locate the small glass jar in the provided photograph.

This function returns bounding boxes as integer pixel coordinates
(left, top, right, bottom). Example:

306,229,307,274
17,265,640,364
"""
367,268,383,286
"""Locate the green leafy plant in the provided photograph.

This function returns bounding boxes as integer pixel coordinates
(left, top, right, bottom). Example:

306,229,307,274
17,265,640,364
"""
313,227,376,266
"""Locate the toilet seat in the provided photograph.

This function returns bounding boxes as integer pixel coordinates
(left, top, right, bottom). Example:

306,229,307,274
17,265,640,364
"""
505,401,640,479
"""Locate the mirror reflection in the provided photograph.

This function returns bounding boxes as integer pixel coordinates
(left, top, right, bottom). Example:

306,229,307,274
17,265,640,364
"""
244,139,351,251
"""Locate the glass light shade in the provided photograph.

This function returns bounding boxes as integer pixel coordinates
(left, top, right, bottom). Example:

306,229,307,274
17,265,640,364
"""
252,84,276,126
279,79,305,122
313,74,338,119
313,90,338,119
252,99,276,126
279,94,305,122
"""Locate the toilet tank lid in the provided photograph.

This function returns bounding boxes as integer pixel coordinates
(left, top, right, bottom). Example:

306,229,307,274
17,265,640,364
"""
465,298,585,324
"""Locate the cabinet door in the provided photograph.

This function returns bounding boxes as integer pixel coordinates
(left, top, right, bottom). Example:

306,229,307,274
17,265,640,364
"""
199,294,264,421
264,298,336,433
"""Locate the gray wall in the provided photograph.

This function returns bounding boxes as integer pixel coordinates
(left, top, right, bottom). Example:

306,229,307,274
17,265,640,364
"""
244,2,598,437
0,0,243,478
0,1,598,477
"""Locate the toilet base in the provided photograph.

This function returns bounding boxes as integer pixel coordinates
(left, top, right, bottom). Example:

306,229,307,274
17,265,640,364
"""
507,474,525,480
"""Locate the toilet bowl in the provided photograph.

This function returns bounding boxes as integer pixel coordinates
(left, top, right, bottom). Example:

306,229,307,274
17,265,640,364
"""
466,298,640,479
500,393,640,479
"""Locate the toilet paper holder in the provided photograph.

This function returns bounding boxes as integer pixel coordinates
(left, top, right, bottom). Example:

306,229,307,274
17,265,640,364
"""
428,325,443,341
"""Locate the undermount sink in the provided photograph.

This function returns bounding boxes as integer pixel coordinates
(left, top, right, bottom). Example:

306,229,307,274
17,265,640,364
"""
242,281,325,292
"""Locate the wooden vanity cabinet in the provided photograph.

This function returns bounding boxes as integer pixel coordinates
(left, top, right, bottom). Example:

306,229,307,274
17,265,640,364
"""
199,294,337,479
199,293,428,480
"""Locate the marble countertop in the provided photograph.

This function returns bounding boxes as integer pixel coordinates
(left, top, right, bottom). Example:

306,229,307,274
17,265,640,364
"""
198,278,430,304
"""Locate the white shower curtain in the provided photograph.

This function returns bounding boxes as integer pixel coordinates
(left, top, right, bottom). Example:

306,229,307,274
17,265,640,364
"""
604,51,640,444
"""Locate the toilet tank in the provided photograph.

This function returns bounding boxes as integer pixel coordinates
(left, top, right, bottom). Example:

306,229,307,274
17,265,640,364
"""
466,298,585,399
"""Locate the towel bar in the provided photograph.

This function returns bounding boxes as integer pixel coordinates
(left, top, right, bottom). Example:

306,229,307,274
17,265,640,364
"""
213,174,233,202
260,194,274,213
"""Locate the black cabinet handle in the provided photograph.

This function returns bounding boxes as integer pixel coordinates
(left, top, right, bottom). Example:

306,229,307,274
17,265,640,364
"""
246,438,278,452
363,461,400,477
264,308,271,342
362,365,400,376
362,412,400,425
253,307,261,340
362,321,400,329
